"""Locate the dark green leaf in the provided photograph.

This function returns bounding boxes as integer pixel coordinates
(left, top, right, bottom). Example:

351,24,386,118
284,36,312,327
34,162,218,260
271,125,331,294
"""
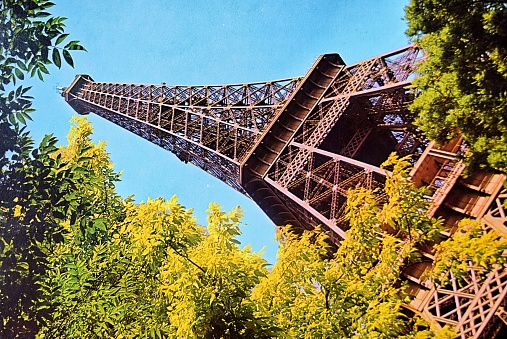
64,41,86,51
16,112,27,125
254,270,266,277
77,156,93,163
53,211,65,219
16,60,27,71
55,34,69,45
15,68,24,80
8,113,16,125
21,86,32,95
39,64,49,74
20,111,33,122
36,11,51,17
52,48,61,68
62,49,74,67
41,2,56,9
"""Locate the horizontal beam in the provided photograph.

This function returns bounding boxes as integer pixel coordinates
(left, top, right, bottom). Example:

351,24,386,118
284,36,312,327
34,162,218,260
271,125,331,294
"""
290,141,386,176
321,79,412,103
265,176,347,240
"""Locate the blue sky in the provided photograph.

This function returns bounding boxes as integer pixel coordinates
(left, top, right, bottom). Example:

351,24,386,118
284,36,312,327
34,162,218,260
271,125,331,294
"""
26,0,410,263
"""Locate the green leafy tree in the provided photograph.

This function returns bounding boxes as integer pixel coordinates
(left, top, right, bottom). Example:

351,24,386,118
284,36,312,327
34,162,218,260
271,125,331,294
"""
0,1,85,337
38,171,275,337
159,203,275,338
0,0,85,156
252,156,450,338
33,119,273,338
405,1,507,170
251,226,332,338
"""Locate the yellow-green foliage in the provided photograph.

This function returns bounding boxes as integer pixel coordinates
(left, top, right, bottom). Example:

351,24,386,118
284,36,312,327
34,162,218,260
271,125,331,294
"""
5,117,465,339
431,219,507,285
250,156,447,338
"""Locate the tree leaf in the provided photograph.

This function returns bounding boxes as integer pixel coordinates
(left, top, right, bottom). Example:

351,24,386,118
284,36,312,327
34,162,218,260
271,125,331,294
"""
15,68,24,80
36,11,51,17
65,41,86,51
55,33,69,45
62,49,74,67
16,60,27,71
39,63,49,74
52,48,61,68
16,112,26,125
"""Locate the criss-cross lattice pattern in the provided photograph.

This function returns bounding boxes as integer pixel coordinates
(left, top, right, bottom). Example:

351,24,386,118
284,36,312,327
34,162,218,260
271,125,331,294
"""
263,46,423,236
422,266,507,338
266,142,387,239
66,78,300,191
276,46,422,188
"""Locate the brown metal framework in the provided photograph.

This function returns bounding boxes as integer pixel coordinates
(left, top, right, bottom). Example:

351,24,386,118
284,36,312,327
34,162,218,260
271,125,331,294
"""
407,140,507,338
63,74,301,192
62,45,506,337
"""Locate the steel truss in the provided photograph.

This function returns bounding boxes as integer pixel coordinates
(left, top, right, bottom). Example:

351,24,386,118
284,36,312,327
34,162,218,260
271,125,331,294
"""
408,138,507,338
63,45,506,337
64,75,301,190
63,47,423,236
414,187,507,338
262,46,424,235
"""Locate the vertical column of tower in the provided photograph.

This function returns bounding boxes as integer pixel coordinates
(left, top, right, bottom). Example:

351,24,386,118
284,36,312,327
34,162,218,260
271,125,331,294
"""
240,53,346,232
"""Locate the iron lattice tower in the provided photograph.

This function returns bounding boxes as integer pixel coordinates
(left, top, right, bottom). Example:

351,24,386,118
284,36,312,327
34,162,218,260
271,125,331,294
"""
63,46,507,338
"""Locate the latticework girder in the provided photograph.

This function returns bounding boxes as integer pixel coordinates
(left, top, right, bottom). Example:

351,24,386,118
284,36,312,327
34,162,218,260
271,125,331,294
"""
266,141,387,237
64,75,301,191
277,47,421,189
421,265,507,338
408,140,507,338
259,46,423,236
411,189,507,338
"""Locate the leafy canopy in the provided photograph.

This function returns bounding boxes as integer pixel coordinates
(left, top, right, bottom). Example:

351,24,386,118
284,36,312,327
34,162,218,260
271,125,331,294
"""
0,1,85,337
251,155,451,339
405,1,507,170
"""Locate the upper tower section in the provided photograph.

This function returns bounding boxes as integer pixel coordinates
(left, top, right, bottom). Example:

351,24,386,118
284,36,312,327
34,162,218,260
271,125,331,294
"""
61,54,343,191
62,74,95,115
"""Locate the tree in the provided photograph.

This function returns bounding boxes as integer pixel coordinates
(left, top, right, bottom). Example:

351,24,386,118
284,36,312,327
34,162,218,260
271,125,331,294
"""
29,119,273,338
251,156,452,338
251,226,333,338
37,155,275,338
0,0,85,157
431,218,507,285
405,1,507,170
0,1,85,336
159,203,275,338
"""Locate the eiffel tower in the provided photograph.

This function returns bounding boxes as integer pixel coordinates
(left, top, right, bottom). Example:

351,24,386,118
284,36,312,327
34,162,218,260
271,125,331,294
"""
63,45,507,338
